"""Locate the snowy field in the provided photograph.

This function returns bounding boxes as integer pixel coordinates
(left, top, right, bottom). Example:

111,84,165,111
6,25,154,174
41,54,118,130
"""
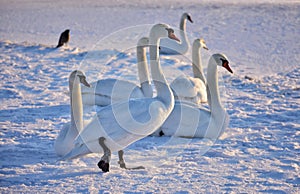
0,0,300,193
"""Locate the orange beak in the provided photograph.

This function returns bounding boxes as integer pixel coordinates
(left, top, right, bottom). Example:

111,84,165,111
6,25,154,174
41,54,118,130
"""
169,33,180,42
222,61,233,74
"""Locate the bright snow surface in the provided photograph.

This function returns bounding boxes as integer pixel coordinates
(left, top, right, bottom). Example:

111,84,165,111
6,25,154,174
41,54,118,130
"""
0,0,299,193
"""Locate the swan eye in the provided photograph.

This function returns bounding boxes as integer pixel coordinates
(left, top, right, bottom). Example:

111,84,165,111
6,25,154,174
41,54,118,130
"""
220,58,228,66
220,58,233,73
78,75,91,87
187,15,193,23
77,75,85,82
165,28,174,33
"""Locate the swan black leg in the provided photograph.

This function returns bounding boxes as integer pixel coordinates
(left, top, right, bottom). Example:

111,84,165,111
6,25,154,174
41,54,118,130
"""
117,150,145,170
97,137,111,172
118,150,127,169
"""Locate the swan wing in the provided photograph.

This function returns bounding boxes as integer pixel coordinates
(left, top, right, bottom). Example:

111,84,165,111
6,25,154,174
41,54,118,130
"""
81,78,144,106
63,98,170,160
171,76,206,104
160,101,210,138
192,77,207,103
54,122,72,156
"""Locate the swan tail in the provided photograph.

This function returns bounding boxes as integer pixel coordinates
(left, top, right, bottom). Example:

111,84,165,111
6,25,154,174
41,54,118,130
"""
60,144,92,161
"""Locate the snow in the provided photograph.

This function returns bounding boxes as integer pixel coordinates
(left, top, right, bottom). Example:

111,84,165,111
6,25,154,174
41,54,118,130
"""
1,0,300,193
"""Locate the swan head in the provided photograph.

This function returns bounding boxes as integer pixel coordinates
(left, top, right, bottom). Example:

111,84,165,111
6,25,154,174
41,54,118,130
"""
166,28,180,42
193,38,209,50
212,53,233,74
137,37,149,47
69,70,91,87
150,24,180,43
182,13,193,23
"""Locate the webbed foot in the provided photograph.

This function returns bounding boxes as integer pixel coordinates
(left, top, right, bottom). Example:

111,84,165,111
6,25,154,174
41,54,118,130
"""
98,160,109,172
98,137,111,172
118,150,145,170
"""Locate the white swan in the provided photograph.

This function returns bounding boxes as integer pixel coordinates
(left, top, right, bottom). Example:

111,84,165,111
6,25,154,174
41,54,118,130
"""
81,37,152,106
170,38,209,104
61,24,179,172
160,13,193,55
54,70,91,156
154,53,233,139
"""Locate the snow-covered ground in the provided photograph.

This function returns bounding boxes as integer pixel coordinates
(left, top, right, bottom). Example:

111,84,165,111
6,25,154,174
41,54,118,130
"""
0,0,299,193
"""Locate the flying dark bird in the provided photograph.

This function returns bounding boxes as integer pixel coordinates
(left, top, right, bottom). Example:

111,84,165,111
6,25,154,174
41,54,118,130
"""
56,29,70,48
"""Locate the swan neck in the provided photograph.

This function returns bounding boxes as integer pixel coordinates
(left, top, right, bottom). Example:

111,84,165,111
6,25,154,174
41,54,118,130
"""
205,59,228,139
137,45,152,97
179,17,187,31
69,78,84,132
206,58,222,111
192,44,206,83
179,17,189,46
149,37,173,104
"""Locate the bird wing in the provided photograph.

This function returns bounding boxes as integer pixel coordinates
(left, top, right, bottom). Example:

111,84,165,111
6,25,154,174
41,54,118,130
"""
171,76,207,104
160,101,211,138
64,97,170,159
81,78,144,103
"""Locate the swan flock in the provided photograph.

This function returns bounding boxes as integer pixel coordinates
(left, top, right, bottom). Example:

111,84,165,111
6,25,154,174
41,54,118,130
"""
55,13,233,172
